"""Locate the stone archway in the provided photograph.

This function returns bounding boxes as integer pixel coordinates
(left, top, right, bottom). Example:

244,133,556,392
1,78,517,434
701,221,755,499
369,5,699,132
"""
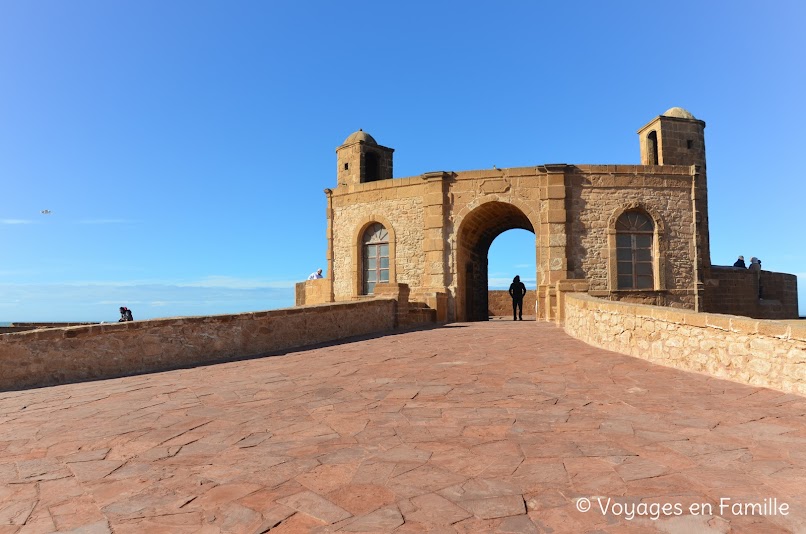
456,201,537,322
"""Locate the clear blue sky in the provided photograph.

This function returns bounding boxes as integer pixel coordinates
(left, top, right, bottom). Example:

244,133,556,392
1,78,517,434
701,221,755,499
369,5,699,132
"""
2,1,804,322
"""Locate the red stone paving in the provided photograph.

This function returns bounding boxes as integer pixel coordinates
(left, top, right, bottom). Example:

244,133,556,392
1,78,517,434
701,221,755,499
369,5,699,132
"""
2,321,806,533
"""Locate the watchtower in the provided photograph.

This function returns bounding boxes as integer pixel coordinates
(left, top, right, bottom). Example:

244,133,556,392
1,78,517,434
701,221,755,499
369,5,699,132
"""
638,107,711,303
336,129,394,187
637,107,706,168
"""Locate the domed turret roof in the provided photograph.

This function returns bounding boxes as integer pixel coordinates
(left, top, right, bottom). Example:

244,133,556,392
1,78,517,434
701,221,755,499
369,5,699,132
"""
662,107,696,120
343,129,377,146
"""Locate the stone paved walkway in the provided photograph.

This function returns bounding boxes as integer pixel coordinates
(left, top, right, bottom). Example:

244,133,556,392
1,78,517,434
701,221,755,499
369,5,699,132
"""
2,321,806,533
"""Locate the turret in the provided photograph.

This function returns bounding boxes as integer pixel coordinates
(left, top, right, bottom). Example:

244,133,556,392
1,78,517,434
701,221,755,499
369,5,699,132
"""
637,107,706,168
335,129,394,187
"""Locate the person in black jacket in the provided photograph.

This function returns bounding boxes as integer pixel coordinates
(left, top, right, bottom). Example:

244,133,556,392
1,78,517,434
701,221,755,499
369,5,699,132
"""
119,306,134,322
733,255,747,268
508,275,527,321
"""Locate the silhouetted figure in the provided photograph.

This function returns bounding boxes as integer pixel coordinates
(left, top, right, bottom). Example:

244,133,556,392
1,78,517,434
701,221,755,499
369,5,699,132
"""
733,255,746,268
757,258,763,298
747,257,763,299
119,306,133,322
509,275,527,321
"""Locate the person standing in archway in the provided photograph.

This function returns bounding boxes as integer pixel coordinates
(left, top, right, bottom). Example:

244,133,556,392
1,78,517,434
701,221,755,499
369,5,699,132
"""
509,275,527,321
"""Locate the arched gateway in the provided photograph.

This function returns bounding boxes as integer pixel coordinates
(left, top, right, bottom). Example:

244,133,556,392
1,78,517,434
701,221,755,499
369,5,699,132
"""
301,108,797,322
457,201,537,321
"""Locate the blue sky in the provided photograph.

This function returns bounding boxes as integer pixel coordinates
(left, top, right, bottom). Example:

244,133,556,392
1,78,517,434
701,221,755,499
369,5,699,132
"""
1,1,804,322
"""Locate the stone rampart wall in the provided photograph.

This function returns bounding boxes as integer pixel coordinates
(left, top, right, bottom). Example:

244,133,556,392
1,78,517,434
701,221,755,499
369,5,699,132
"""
0,300,397,392
0,322,98,335
563,293,806,395
295,278,332,306
704,267,799,319
703,266,759,315
0,327,36,334
487,290,536,317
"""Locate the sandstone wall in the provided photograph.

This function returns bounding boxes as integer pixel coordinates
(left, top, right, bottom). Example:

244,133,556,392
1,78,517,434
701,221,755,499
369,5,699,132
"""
704,267,799,319
327,162,720,322
487,290,537,317
295,278,331,306
567,166,696,309
0,300,397,392
0,322,98,334
563,293,806,395
331,190,425,300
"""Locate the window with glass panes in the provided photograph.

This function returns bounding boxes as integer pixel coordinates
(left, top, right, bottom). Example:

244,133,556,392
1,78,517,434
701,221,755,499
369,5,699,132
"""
362,223,389,294
615,211,654,290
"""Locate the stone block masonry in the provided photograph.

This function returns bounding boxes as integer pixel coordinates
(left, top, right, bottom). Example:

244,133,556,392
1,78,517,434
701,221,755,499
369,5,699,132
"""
704,266,798,319
0,322,98,334
487,290,536,317
0,299,398,392
563,293,806,395
295,278,332,306
323,111,799,322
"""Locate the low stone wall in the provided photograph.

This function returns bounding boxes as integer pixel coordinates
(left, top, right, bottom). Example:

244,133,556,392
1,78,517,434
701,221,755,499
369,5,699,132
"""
758,270,800,318
0,322,98,335
0,299,397,392
488,290,536,317
563,293,806,395
704,266,799,319
295,278,332,306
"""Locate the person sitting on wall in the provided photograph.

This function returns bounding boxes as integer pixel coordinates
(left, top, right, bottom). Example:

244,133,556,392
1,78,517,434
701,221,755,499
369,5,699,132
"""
307,268,324,280
733,255,747,268
119,306,134,322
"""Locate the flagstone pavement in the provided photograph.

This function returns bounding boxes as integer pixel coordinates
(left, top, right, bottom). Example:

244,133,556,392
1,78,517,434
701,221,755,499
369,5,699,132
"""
2,321,806,533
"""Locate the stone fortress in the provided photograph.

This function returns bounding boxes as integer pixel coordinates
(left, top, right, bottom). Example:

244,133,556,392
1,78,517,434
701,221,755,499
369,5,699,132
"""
4,107,806,534
2,107,804,396
300,108,799,323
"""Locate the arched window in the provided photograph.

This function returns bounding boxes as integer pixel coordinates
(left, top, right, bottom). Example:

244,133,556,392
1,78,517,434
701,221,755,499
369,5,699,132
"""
647,131,659,165
364,152,380,182
616,211,654,289
362,223,389,294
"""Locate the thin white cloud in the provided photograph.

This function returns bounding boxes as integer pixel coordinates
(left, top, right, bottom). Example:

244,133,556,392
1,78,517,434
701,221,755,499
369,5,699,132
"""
178,275,298,289
0,270,33,277
46,280,161,288
40,276,298,290
0,281,295,322
1,219,33,224
77,219,134,225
